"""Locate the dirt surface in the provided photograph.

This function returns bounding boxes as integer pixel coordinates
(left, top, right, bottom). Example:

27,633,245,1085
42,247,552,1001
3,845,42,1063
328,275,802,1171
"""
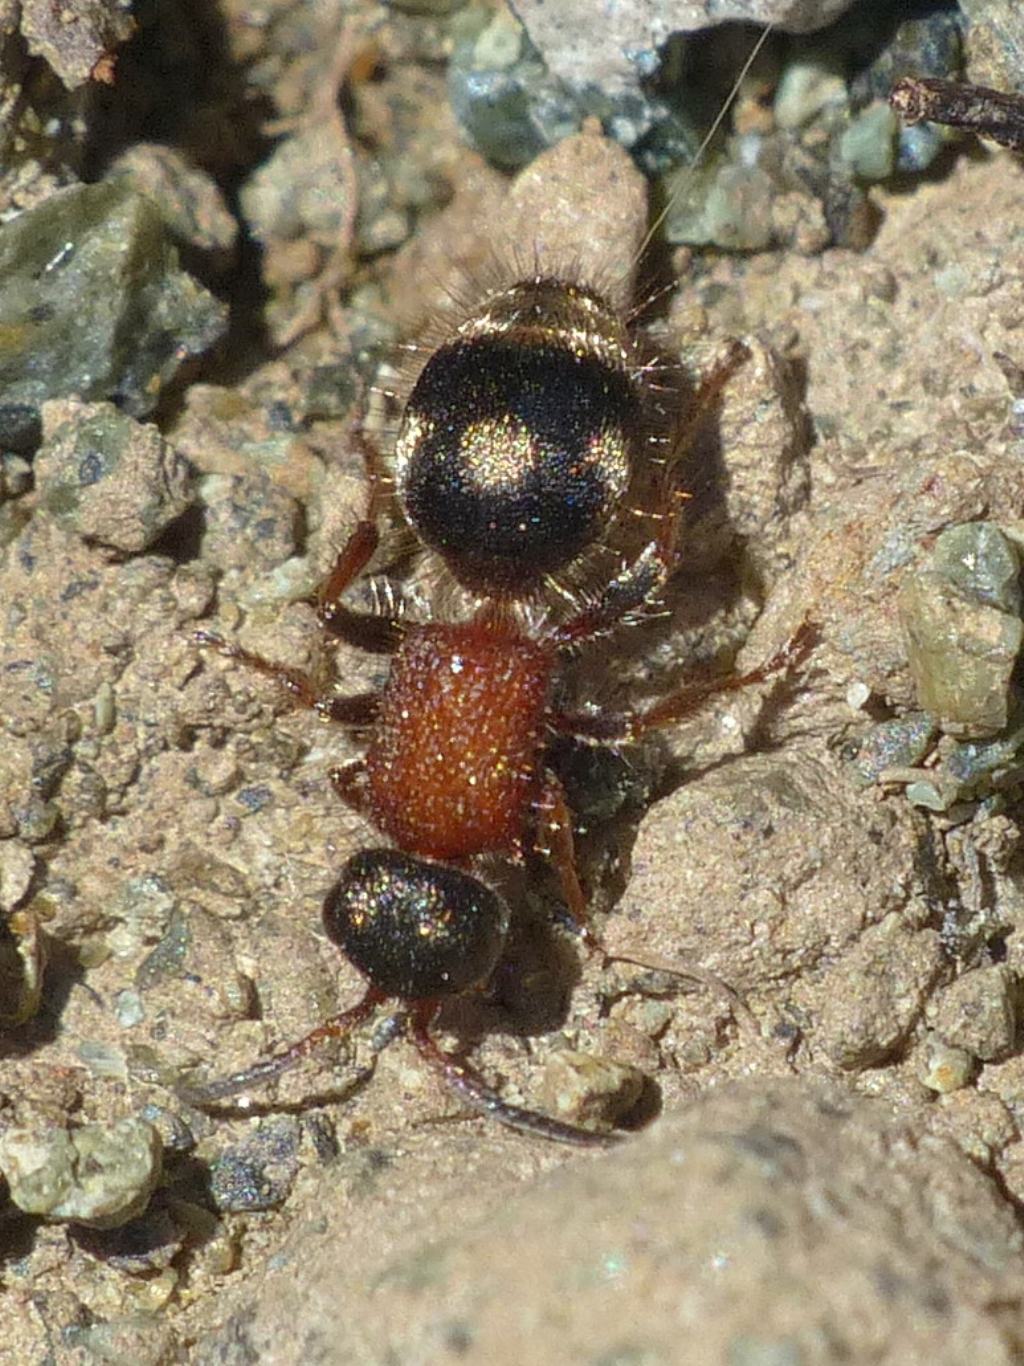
212,1079,1024,1365
3,4,1024,1363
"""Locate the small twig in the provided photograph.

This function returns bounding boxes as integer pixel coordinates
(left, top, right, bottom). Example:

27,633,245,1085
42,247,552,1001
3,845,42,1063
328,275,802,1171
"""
890,76,1024,152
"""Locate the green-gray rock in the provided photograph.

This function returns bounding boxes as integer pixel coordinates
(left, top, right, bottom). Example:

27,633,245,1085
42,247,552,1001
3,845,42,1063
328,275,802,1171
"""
664,161,775,252
774,58,847,131
899,523,1024,737
448,16,578,171
839,103,899,182
0,181,227,424
934,521,1022,615
0,1116,162,1227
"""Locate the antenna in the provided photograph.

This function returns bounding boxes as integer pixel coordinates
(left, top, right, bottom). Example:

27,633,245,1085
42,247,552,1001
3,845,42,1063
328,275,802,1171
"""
634,22,776,267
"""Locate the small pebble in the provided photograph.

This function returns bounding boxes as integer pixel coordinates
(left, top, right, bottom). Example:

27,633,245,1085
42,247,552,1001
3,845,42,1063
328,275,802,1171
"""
77,1039,129,1080
209,1117,302,1213
917,1035,975,1094
198,471,300,573
242,124,356,251
845,680,871,711
138,1104,197,1154
107,874,177,961
774,59,847,130
0,906,45,1027
933,965,1019,1063
0,1117,162,1228
106,143,238,271
35,399,193,553
839,103,898,182
899,523,1024,738
848,714,936,786
114,989,146,1028
665,161,776,252
539,1049,645,1129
